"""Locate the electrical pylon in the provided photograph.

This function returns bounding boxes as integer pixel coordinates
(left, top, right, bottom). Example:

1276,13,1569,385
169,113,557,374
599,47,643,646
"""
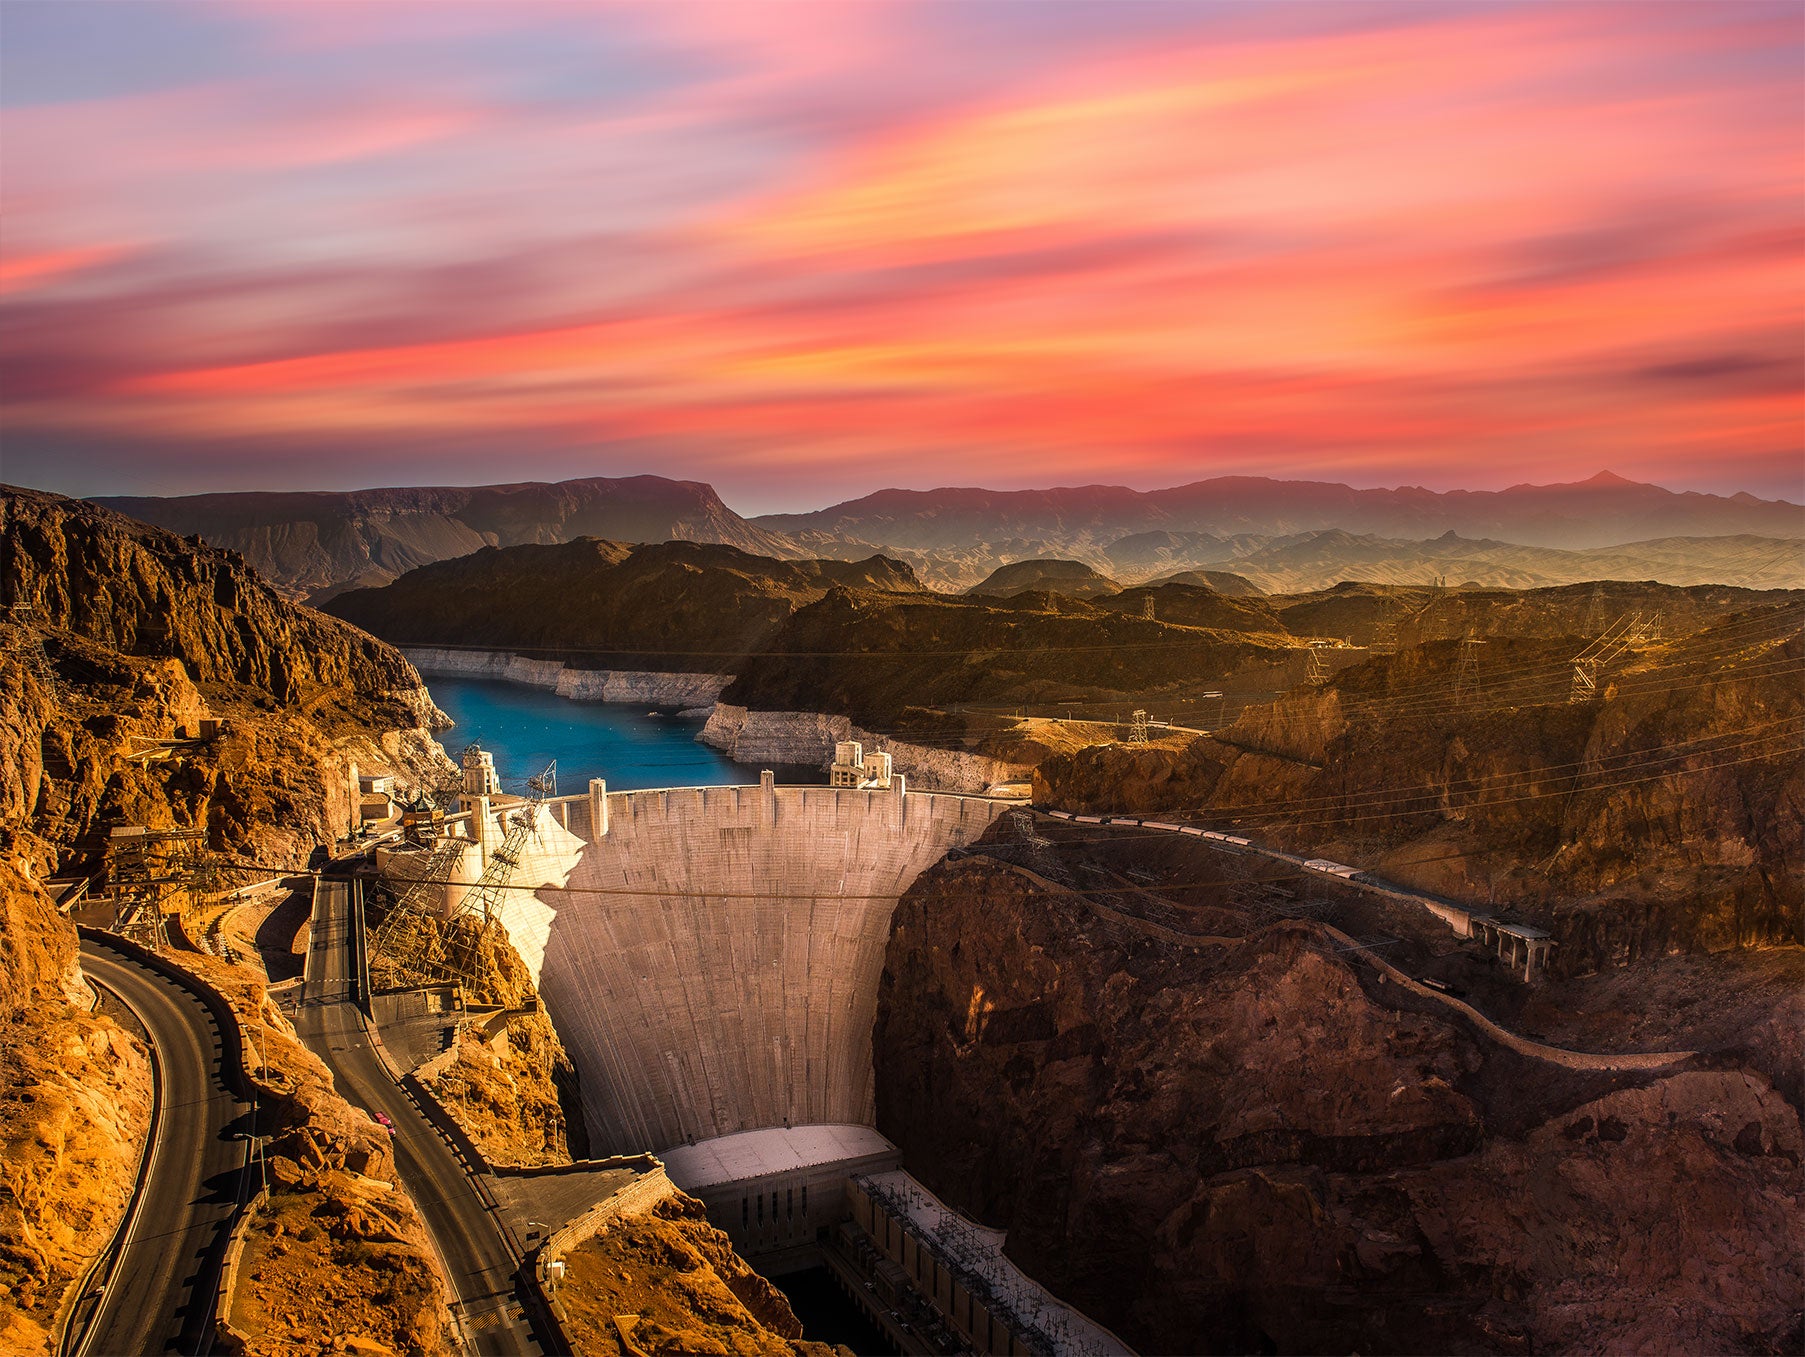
1569,611,1661,703
1581,583,1606,636
1453,633,1486,706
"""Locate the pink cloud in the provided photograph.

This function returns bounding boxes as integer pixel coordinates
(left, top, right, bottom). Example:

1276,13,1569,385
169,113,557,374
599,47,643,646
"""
3,1,1800,501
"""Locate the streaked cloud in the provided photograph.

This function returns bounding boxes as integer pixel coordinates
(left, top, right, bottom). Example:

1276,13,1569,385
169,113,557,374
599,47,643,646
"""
2,0,1800,505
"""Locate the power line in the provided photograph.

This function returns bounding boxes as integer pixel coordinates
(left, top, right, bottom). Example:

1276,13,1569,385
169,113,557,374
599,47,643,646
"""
254,736,1795,903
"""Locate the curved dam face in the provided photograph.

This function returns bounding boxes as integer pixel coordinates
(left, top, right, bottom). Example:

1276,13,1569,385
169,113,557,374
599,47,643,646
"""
529,779,1009,1154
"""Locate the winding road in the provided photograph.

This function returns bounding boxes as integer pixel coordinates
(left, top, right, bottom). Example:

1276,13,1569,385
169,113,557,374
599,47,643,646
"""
68,941,252,1357
295,876,544,1357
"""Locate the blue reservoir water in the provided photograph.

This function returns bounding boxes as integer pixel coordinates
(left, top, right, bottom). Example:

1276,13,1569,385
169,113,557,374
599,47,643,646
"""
426,677,761,795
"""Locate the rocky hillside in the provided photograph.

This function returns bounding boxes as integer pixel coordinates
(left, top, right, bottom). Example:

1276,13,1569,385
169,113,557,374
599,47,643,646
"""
873,817,1803,1354
559,1193,846,1357
0,862,153,1354
97,474,799,602
721,586,1298,736
1267,578,1805,648
1,486,462,1351
3,485,450,873
966,558,1123,598
1037,602,1805,972
1142,566,1264,595
325,538,922,670
759,474,1803,591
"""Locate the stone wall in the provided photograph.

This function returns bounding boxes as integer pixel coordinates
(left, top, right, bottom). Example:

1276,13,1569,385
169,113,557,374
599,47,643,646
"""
403,647,731,709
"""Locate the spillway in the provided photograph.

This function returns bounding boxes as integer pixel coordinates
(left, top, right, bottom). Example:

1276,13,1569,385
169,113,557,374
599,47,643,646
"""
507,775,1009,1155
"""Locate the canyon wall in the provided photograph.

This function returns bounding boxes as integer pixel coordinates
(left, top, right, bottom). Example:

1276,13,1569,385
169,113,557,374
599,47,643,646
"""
531,783,1010,1154
699,703,1029,794
3,487,451,874
1,488,460,1349
873,840,1804,1355
404,646,731,710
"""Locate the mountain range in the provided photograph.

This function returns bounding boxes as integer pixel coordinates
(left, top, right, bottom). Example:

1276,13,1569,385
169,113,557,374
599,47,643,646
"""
94,475,797,602
89,469,1801,599
757,471,1801,548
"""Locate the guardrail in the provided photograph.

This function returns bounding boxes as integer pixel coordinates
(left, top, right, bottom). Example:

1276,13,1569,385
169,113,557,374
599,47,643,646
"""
210,1186,270,1355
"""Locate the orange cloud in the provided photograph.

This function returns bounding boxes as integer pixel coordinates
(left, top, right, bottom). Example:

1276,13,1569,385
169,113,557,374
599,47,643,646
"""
0,244,131,295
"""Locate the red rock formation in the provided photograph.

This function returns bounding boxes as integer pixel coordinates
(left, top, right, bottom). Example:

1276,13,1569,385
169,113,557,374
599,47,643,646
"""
874,837,1803,1354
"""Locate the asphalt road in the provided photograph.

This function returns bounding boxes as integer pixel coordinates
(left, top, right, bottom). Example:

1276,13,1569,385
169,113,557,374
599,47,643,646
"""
295,876,542,1356
73,942,253,1357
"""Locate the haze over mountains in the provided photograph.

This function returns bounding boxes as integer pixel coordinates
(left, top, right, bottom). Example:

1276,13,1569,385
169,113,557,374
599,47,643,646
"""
91,470,1801,600
95,476,797,603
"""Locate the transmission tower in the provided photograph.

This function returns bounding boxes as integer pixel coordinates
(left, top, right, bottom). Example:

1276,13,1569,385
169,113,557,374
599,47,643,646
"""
1453,633,1486,706
1305,648,1329,686
1580,583,1606,636
371,761,557,992
367,835,471,986
1126,710,1150,744
438,762,557,981
1371,595,1402,655
1569,611,1661,703
105,826,213,951
1141,595,1155,621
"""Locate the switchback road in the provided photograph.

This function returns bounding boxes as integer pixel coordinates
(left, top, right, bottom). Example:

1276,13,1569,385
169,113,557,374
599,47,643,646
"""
70,941,252,1357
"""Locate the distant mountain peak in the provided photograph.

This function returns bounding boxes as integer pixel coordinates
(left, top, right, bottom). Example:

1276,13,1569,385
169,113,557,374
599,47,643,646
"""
1580,470,1639,487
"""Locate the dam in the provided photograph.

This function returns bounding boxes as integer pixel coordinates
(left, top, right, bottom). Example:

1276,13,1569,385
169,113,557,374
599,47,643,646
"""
376,734,1136,1353
519,770,1009,1154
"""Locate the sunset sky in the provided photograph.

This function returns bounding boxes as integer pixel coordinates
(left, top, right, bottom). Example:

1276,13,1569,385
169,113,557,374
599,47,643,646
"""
2,0,1801,509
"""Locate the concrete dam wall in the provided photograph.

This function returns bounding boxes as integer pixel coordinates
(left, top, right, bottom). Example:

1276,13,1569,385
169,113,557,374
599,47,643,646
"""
531,779,1010,1155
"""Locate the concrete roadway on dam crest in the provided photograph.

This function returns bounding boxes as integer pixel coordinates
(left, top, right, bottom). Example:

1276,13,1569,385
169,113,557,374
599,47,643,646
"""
296,877,545,1357
67,941,253,1357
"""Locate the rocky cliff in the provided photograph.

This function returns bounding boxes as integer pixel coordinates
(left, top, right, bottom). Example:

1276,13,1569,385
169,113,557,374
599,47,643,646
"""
1037,605,1805,972
721,585,1297,733
1268,578,1805,649
558,1193,847,1357
873,822,1803,1354
1,486,460,1351
756,473,1804,557
3,485,450,875
0,863,153,1354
